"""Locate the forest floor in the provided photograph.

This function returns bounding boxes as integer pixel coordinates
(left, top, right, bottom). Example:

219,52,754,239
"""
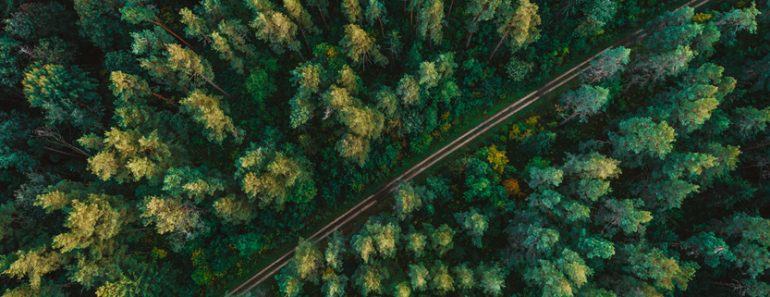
224,0,714,295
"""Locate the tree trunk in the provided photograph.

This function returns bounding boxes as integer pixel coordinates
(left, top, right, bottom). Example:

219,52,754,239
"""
489,32,509,61
379,18,386,37
203,76,231,97
558,113,579,127
153,18,194,49
447,0,455,17
465,31,475,47
152,92,176,105
316,6,328,27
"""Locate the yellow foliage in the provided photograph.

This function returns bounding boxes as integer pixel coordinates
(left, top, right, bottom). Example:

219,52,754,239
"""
35,191,70,213
151,247,168,260
693,12,712,23
487,145,509,174
525,115,540,126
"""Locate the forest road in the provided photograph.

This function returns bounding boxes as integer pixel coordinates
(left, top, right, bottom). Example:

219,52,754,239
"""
226,0,711,295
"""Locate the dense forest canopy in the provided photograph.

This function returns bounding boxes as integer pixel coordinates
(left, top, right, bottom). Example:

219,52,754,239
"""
0,0,767,296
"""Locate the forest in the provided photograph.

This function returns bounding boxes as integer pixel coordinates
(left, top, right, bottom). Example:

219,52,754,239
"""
0,0,767,296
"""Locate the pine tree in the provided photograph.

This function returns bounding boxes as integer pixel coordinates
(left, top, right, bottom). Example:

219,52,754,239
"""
490,0,541,59
340,24,388,68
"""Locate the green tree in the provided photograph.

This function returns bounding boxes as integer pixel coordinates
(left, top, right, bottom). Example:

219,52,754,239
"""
250,10,301,54
559,84,610,124
22,63,103,131
610,117,676,162
623,244,698,292
340,24,388,68
733,106,770,138
213,195,255,224
715,3,760,44
293,238,322,281
73,0,127,50
141,196,207,242
235,144,317,209
354,264,389,296
394,183,422,220
464,0,503,47
582,47,631,83
431,261,455,295
455,209,488,248
417,0,444,45
600,199,652,235
477,263,506,296
431,224,455,256
342,0,363,24
180,90,240,144
409,263,430,292
490,0,541,59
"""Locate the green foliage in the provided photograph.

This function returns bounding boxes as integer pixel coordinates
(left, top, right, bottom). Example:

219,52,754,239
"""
22,63,102,131
236,143,316,209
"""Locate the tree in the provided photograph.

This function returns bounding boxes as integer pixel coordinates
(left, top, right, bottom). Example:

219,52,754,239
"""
523,225,560,254
464,0,504,47
51,194,123,253
574,0,617,37
164,44,229,96
3,249,63,290
322,273,347,297
180,90,240,144
73,0,127,50
293,238,322,281
733,106,770,138
22,63,103,131
623,244,698,292
582,47,631,83
235,144,317,209
325,232,346,271
455,209,488,248
141,196,207,242
431,261,455,294
284,0,318,35
524,259,574,297
393,282,411,297
490,0,541,59
683,232,735,268
486,145,509,174
417,0,444,45
340,24,388,68
245,67,276,110
409,263,430,292
527,166,564,190
369,222,400,259
342,0,363,24
559,84,610,124
477,263,506,296
213,195,255,224
250,10,301,54
407,230,428,258
352,233,376,263
630,46,695,86
715,3,760,44
431,224,455,256
397,74,421,106
365,0,388,36
453,264,474,291
600,199,652,235
120,0,193,48
610,117,676,161
86,128,176,183
394,183,422,220
354,264,388,296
